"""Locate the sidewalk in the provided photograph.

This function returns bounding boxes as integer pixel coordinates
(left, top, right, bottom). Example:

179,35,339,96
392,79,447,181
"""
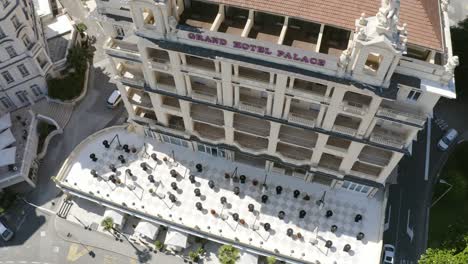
54,215,186,264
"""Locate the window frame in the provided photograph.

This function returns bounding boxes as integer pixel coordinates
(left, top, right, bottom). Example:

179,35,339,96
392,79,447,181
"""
1,71,14,84
17,64,29,77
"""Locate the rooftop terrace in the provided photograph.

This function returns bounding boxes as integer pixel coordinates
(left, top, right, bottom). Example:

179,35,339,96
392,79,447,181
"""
56,125,385,264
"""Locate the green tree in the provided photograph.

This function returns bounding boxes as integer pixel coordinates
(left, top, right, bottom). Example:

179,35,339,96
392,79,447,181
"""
217,245,239,264
266,256,276,264
451,18,468,99
420,235,468,264
76,23,88,38
100,217,114,232
66,46,92,72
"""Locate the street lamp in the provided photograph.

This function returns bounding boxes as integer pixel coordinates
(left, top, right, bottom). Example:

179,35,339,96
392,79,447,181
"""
431,179,453,207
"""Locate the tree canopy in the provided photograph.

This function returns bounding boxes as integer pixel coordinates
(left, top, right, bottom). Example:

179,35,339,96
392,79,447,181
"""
451,18,468,100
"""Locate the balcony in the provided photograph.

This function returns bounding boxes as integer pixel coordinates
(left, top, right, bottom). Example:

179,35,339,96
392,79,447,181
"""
190,77,218,104
283,19,320,52
238,87,267,115
234,131,268,151
318,153,343,174
370,125,407,149
287,100,320,128
134,107,157,125
358,146,392,167
351,162,382,179
218,6,248,36
325,136,351,153
126,87,152,109
191,104,224,126
184,55,216,75
236,66,270,87
276,142,312,162
161,96,180,113
332,114,360,137
319,26,351,56
168,115,185,132
147,48,170,70
193,122,225,141
105,38,140,61
179,0,218,30
155,72,176,93
278,125,317,148
292,78,327,102
248,12,284,44
377,100,426,126
118,64,145,88
341,92,372,116
233,113,270,137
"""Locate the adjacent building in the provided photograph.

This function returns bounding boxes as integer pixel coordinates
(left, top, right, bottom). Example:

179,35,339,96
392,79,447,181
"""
0,0,53,114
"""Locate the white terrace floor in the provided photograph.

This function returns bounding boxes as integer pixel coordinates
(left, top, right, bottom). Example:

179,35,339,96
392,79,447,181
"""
56,125,385,264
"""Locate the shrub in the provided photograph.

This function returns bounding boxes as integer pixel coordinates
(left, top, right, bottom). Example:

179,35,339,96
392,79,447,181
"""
217,245,239,264
267,256,276,264
100,217,114,231
154,240,164,250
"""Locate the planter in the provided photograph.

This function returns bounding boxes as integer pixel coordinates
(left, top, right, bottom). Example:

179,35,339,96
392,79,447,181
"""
239,175,246,184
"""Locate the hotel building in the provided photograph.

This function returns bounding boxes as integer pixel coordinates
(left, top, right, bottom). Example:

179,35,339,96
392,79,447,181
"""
53,0,458,263
98,0,457,195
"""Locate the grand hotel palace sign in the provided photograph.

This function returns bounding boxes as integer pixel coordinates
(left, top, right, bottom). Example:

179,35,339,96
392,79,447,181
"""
187,32,327,67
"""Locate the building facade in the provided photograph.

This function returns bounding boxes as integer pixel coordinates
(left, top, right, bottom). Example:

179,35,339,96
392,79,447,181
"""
98,0,457,197
0,0,53,114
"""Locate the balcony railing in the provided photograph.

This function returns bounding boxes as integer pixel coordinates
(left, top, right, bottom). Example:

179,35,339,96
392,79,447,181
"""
276,144,312,162
370,132,406,149
358,153,390,167
192,89,217,104
191,106,224,126
234,132,268,151
377,103,426,126
288,112,316,128
119,69,145,88
193,122,225,141
342,101,368,116
238,101,266,115
332,124,357,137
104,38,141,61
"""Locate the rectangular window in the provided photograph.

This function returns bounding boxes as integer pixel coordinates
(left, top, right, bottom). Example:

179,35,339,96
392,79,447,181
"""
162,134,189,148
17,64,29,77
341,180,371,194
196,143,225,158
22,35,32,49
30,84,42,96
407,90,421,102
2,71,14,83
0,27,5,39
11,15,20,29
1,0,10,8
6,46,17,58
0,97,14,109
16,91,28,103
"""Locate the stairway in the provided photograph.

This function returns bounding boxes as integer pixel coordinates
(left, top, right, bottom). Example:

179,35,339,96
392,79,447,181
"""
32,99,74,129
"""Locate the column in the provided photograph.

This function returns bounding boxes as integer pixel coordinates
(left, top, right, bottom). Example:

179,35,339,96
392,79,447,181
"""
224,111,234,144
310,133,329,166
216,82,223,103
179,100,193,132
316,105,327,127
137,42,154,89
149,94,168,125
282,97,291,119
405,127,419,147
266,93,274,116
234,86,239,107
364,119,378,138
221,61,233,107
169,52,187,96
272,74,288,118
267,122,281,154
338,142,365,173
321,87,345,130
315,24,325,53
377,152,404,183
357,96,382,137
184,75,192,95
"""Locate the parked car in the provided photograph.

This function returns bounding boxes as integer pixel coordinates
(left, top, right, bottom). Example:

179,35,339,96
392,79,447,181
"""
0,220,14,241
437,128,458,151
382,244,395,264
106,90,122,108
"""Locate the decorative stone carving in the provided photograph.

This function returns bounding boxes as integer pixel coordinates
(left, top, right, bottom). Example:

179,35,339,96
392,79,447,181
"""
358,13,367,26
357,28,367,41
168,16,178,33
441,0,450,12
338,48,351,69
445,56,459,74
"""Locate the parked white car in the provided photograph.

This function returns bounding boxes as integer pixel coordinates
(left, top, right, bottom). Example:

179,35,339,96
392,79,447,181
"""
106,90,122,108
0,220,13,241
382,244,395,264
437,129,458,151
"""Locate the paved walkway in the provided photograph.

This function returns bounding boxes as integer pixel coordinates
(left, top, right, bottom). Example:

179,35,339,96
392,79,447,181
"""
54,213,186,264
32,98,74,129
